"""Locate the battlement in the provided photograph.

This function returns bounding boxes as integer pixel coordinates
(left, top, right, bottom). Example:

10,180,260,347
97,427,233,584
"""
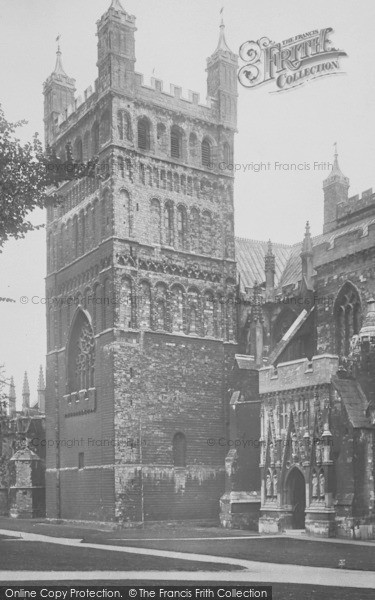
53,74,218,141
259,354,339,393
337,188,375,220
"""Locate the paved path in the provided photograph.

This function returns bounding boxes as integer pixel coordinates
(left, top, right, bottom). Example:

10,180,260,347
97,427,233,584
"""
0,528,375,589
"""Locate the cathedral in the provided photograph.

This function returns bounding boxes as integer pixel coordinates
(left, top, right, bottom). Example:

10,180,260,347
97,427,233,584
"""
43,0,375,538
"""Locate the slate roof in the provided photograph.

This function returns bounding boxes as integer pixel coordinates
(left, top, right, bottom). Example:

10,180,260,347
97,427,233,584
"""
235,238,292,291
332,377,371,428
235,214,375,292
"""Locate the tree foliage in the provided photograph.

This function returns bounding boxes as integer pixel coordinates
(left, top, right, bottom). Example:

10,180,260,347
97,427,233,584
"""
0,104,48,248
0,103,98,249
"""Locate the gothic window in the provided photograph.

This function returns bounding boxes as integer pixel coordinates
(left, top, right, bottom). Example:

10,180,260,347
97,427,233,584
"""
83,131,90,161
117,110,132,141
203,292,214,337
188,288,199,335
201,137,212,167
174,173,180,193
223,142,231,165
189,132,198,159
67,310,95,393
101,189,111,238
164,203,174,246
160,170,166,189
202,211,212,254
151,199,162,244
177,205,188,250
217,295,225,338
139,281,151,328
190,208,200,253
155,283,167,330
137,117,151,151
167,171,172,191
180,174,186,194
120,189,132,237
121,277,133,329
227,295,235,341
157,123,167,153
91,122,99,155
100,110,111,144
173,432,187,467
118,156,125,178
187,176,193,196
102,279,111,330
334,282,361,356
74,137,83,162
171,285,184,333
171,125,183,159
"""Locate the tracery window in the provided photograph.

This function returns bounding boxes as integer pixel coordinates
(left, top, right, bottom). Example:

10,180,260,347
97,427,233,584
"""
201,138,212,167
67,311,95,393
190,208,200,253
177,206,188,250
334,282,361,356
171,286,184,332
139,281,151,328
117,110,132,141
164,203,174,246
151,199,162,244
137,117,151,151
203,292,214,337
121,278,133,329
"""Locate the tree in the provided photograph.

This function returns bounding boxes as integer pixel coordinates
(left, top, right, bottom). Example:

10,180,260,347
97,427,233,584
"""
0,103,97,249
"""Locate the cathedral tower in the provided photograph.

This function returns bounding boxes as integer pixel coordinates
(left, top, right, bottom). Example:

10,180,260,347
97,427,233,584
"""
44,3,238,523
323,146,349,233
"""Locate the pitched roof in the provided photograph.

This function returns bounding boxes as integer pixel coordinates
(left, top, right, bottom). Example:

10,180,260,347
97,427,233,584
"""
236,213,375,292
332,377,371,428
235,237,292,291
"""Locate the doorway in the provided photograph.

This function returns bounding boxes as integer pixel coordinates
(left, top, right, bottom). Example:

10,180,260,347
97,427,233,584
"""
287,468,306,529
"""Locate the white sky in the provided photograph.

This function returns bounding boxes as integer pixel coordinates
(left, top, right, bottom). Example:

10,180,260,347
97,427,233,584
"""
0,0,374,404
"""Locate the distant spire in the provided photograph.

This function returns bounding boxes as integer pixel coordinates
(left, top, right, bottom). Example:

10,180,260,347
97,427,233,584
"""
266,239,274,257
110,0,125,11
8,376,16,417
214,12,233,53
324,142,348,184
22,371,30,411
9,376,16,400
53,36,67,77
37,365,45,392
37,366,46,414
302,221,313,255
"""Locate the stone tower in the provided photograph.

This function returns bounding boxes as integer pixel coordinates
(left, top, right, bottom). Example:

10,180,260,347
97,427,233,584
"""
44,1,238,523
323,147,350,233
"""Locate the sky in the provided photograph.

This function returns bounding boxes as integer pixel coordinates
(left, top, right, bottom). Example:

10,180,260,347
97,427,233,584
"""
0,0,374,405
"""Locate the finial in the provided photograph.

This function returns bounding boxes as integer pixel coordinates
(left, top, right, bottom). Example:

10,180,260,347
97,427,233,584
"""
110,0,125,11
38,365,45,391
334,141,338,160
301,221,313,255
266,239,274,256
53,35,67,77
22,371,30,396
214,6,232,53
